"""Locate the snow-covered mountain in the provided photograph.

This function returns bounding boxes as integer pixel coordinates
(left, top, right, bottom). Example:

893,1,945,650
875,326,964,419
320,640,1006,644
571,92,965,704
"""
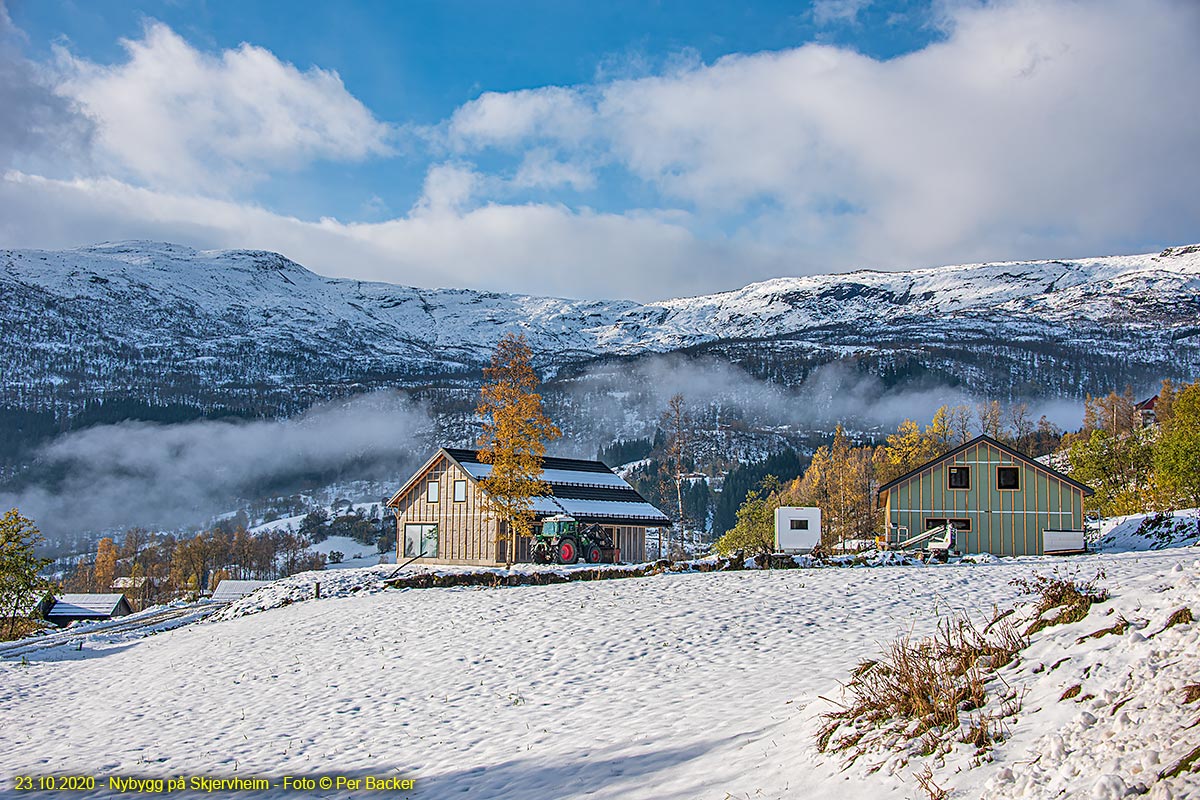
2,240,1199,418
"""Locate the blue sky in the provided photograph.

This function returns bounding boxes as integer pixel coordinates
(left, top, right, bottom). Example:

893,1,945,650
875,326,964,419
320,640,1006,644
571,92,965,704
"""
0,0,1197,299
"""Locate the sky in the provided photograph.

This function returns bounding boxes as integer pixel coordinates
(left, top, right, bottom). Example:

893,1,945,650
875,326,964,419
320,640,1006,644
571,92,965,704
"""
0,0,1197,301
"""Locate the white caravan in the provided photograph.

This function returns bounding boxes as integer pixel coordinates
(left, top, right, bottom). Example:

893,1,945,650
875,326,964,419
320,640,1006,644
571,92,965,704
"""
774,506,821,554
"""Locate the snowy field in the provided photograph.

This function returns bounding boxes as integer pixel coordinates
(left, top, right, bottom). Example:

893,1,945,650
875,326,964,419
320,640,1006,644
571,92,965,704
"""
3,549,1199,799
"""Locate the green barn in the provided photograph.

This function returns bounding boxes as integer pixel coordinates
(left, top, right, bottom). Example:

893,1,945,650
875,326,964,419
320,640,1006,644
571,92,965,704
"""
876,434,1094,557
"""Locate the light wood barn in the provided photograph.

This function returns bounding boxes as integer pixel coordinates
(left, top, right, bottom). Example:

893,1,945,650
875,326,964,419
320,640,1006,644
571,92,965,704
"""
386,448,669,566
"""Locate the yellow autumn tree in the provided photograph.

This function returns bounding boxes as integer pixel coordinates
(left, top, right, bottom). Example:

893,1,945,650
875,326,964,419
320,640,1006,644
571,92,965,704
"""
93,537,118,593
477,333,561,568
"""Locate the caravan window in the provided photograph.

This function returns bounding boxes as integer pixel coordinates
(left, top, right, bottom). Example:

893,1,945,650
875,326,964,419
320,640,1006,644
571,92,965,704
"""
789,519,809,530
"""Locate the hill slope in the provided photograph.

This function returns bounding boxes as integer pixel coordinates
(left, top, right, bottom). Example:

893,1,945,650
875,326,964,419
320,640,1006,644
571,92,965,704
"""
2,241,1198,415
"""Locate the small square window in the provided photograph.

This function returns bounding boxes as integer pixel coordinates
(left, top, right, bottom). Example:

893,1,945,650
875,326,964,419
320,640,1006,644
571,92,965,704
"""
789,519,809,530
947,466,971,490
453,480,467,502
997,466,1020,490
426,482,439,503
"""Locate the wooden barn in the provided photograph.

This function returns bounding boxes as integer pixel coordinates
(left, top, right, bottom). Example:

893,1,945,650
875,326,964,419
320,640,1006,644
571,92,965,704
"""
876,434,1094,556
386,448,669,566
46,594,134,627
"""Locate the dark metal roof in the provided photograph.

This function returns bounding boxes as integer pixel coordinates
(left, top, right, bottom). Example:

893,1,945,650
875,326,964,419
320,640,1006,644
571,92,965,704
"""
548,484,646,502
876,434,1094,498
444,447,615,474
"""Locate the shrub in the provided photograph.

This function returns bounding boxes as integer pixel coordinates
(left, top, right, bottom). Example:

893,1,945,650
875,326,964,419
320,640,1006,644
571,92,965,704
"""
817,611,1027,764
1010,569,1108,635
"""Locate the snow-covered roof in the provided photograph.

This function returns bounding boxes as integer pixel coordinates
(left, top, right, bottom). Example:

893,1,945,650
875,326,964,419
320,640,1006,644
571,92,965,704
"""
211,580,272,603
459,461,632,488
388,447,670,526
111,576,151,589
47,594,129,618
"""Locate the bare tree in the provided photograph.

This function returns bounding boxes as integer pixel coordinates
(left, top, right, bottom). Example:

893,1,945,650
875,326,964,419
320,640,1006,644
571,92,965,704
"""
659,393,692,560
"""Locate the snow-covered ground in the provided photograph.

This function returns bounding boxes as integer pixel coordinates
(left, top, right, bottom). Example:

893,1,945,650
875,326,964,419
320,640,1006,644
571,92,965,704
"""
1100,507,1200,552
3,548,1199,799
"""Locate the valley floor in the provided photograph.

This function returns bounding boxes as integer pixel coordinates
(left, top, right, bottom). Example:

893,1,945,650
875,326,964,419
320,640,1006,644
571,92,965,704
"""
3,550,1199,799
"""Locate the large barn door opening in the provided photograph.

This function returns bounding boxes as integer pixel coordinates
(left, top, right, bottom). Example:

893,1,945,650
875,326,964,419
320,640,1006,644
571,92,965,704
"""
404,524,439,558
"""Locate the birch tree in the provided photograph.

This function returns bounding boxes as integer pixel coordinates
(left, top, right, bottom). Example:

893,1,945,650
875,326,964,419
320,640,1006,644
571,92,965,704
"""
477,333,561,568
0,510,51,641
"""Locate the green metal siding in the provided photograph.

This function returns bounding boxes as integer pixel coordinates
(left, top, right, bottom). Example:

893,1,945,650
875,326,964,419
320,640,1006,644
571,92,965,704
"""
884,442,1084,556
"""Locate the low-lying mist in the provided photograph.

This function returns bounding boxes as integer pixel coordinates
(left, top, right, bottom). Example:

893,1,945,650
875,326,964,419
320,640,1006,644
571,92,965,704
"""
3,392,435,542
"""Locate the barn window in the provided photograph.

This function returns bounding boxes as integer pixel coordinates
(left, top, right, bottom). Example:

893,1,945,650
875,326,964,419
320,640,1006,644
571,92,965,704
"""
789,519,809,530
947,466,971,490
427,482,439,503
925,518,947,530
453,480,467,502
997,466,1020,490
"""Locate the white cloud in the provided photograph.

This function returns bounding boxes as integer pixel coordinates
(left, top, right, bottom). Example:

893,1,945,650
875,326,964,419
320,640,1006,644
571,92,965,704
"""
440,0,1200,271
812,0,873,26
511,149,596,192
0,5,93,172
447,85,597,150
53,21,393,191
0,170,782,300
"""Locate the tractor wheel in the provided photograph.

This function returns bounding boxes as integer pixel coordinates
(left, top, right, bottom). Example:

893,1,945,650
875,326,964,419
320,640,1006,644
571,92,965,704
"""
556,536,580,564
585,543,603,564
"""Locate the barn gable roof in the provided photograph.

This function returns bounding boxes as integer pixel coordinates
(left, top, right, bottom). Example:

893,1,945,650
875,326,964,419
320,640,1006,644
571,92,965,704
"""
387,447,670,527
47,594,130,619
211,580,271,603
876,434,1094,499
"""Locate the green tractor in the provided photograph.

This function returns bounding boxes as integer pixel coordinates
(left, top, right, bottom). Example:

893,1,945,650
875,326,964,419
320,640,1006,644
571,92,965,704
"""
531,514,617,564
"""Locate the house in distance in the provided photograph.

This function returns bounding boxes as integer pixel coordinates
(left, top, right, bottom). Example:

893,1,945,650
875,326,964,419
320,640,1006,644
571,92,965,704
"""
876,434,1094,556
387,448,669,566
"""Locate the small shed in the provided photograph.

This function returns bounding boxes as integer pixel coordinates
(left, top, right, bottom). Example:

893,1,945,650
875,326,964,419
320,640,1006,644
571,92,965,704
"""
211,580,271,603
46,594,134,626
876,434,1094,557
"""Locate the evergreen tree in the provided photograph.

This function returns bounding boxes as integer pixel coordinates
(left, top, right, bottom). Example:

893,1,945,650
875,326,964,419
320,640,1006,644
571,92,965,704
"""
1,509,52,641
476,333,561,568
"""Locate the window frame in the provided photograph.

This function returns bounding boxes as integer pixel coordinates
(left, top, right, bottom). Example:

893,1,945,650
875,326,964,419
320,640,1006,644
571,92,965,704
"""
426,481,439,503
789,518,809,531
996,466,1021,491
453,479,467,502
946,465,971,491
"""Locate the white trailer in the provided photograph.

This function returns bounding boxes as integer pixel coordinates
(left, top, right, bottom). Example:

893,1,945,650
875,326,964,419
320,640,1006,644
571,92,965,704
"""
775,506,821,554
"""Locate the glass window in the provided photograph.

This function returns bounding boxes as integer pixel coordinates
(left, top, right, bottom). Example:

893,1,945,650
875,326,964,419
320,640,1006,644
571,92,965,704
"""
997,466,1020,490
947,466,971,490
925,518,947,530
404,524,439,557
426,482,439,503
453,480,467,502
789,519,809,530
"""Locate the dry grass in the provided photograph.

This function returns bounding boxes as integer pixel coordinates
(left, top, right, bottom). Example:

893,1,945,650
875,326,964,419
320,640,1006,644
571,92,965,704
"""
1182,684,1200,705
817,611,1027,764
914,763,948,800
1077,616,1128,644
1011,570,1108,636
1060,684,1082,701
1151,607,1194,638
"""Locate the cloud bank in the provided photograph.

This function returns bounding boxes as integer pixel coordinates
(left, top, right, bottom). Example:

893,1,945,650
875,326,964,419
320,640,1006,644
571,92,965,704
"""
2,393,433,539
0,0,1197,300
